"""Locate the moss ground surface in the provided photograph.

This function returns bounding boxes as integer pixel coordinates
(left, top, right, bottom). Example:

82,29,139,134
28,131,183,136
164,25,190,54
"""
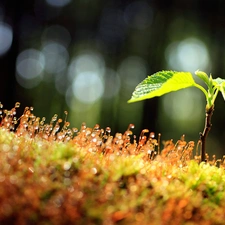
1,104,225,224
1,127,225,225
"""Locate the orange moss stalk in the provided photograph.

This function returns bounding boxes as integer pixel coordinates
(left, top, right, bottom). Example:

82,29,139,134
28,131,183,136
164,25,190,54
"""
1,102,225,224
0,102,224,165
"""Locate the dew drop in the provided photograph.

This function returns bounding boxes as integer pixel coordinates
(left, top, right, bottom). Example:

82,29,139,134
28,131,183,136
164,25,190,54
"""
15,102,20,108
81,122,86,131
29,167,34,173
40,117,46,126
93,124,100,131
149,132,155,139
139,129,149,139
77,191,83,199
53,124,60,132
51,114,58,122
64,121,70,127
58,118,63,123
91,167,98,174
85,129,91,136
127,124,135,131
57,132,64,141
72,128,78,133
106,127,111,135
63,161,71,170
181,134,185,141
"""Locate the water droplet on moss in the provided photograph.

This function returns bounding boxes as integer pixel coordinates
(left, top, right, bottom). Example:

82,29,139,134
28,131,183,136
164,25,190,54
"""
106,127,111,134
149,132,155,139
91,167,98,174
15,102,20,108
63,161,71,170
127,123,135,130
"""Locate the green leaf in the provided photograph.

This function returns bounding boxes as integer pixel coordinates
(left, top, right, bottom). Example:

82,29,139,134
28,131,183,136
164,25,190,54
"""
128,71,197,103
195,70,210,86
213,77,225,101
212,77,225,86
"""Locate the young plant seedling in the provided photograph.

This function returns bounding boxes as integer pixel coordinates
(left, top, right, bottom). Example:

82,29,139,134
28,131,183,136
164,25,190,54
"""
128,70,225,162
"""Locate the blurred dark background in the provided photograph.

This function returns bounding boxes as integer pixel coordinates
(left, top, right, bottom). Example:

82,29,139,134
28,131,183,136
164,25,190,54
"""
1,0,225,157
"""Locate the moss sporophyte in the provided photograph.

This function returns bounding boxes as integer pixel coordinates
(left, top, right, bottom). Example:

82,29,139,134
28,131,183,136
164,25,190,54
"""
128,70,225,162
2,100,225,223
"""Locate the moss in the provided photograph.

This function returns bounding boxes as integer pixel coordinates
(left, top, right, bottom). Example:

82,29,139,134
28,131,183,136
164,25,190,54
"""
1,103,225,224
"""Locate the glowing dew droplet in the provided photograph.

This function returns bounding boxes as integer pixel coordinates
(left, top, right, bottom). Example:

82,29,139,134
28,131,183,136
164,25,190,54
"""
15,102,20,108
149,132,155,139
72,128,78,133
105,127,111,135
127,124,135,131
81,122,86,131
93,124,100,131
51,114,58,122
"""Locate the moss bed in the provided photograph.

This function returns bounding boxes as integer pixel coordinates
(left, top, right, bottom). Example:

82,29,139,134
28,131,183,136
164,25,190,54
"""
0,103,225,225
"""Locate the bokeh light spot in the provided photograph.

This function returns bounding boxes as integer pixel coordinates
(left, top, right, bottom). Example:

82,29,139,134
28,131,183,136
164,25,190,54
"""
162,89,203,121
16,74,43,89
72,71,104,104
16,49,45,88
16,49,45,80
0,22,13,56
42,25,71,48
118,56,147,90
42,41,69,74
165,38,211,72
67,51,105,107
103,68,121,99
68,52,105,80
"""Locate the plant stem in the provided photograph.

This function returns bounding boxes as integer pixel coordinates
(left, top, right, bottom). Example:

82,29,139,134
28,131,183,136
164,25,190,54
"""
200,105,214,162
194,83,208,99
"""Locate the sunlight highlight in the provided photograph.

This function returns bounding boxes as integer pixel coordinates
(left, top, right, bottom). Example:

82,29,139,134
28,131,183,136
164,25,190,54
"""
165,37,211,72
